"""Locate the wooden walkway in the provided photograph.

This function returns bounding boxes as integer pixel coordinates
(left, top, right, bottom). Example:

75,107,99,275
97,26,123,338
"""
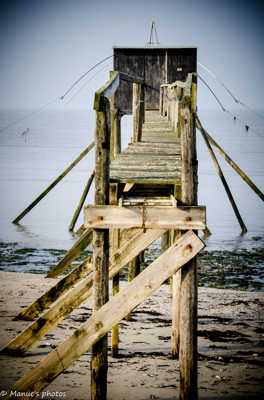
110,110,181,186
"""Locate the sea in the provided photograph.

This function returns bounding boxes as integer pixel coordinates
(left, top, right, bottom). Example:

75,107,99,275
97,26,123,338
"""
0,107,263,290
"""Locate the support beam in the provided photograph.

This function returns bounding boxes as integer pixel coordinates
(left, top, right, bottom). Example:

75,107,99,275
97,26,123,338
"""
46,229,93,278
3,230,205,400
196,116,264,202
109,183,120,357
68,169,95,232
84,205,206,230
91,101,110,400
126,255,141,320
179,76,198,400
12,142,95,224
132,83,144,143
171,230,182,359
14,257,92,321
197,116,247,234
1,229,165,355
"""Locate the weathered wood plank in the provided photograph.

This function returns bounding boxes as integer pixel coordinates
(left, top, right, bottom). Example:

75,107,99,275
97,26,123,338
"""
132,83,143,143
46,229,93,278
110,171,181,180
14,257,92,321
84,205,206,230
68,169,95,232
110,177,181,185
1,229,165,355
113,155,181,163
197,116,247,233
123,147,180,155
110,164,181,172
3,231,204,399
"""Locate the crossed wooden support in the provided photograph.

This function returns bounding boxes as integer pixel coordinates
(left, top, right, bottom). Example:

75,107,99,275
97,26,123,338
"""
2,230,204,399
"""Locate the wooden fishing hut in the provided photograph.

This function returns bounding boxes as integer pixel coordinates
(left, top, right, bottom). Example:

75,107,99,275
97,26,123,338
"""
3,46,207,400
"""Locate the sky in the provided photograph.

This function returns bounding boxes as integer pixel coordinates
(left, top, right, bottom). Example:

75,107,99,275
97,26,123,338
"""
0,0,264,111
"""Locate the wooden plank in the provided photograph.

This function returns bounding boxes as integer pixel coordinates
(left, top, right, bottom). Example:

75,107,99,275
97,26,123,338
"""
68,169,95,232
123,147,180,155
129,141,180,147
114,154,181,161
1,229,165,355
110,165,181,173
3,231,205,399
110,178,181,185
119,71,144,84
84,205,206,230
12,141,95,224
197,116,247,233
110,171,181,180
46,229,93,278
123,183,135,192
14,257,92,321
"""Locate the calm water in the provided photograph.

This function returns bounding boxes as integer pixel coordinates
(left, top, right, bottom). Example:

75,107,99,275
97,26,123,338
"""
0,107,263,289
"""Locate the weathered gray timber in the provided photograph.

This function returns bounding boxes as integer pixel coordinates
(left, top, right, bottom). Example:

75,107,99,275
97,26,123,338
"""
1,229,165,356
197,116,247,233
68,169,95,232
84,204,206,230
14,257,92,321
178,74,198,400
92,99,110,400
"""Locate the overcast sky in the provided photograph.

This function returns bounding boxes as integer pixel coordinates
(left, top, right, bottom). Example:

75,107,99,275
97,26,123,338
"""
0,0,263,110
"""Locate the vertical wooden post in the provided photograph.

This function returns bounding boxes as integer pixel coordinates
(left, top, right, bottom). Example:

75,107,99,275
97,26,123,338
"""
126,255,141,321
178,75,198,400
109,183,120,357
171,228,182,359
132,83,144,143
109,94,121,357
68,169,95,232
91,100,110,400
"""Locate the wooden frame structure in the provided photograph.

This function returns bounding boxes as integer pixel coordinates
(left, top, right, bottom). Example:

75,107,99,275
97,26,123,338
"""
2,70,206,400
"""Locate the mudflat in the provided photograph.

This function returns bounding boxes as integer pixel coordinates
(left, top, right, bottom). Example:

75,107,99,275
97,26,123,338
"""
0,271,263,400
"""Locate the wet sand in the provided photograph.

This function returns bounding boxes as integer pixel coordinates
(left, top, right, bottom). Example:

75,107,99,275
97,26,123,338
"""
0,271,263,400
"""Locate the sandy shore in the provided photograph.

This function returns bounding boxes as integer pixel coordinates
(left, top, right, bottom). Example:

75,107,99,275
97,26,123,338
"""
0,270,263,400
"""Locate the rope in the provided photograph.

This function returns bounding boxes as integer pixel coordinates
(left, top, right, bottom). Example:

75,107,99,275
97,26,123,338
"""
62,62,112,105
198,62,264,121
60,55,113,100
198,74,226,112
0,55,114,135
198,74,263,136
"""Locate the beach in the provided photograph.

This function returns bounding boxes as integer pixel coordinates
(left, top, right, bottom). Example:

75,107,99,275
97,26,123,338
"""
0,270,263,400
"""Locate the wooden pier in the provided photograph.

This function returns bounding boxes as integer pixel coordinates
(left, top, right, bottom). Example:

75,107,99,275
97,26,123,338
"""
2,47,207,400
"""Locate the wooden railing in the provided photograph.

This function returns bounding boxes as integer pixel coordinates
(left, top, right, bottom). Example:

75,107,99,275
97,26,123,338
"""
160,73,196,137
94,70,145,158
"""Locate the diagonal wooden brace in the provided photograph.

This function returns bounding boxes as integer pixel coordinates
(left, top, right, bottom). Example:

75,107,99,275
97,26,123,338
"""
3,230,205,399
